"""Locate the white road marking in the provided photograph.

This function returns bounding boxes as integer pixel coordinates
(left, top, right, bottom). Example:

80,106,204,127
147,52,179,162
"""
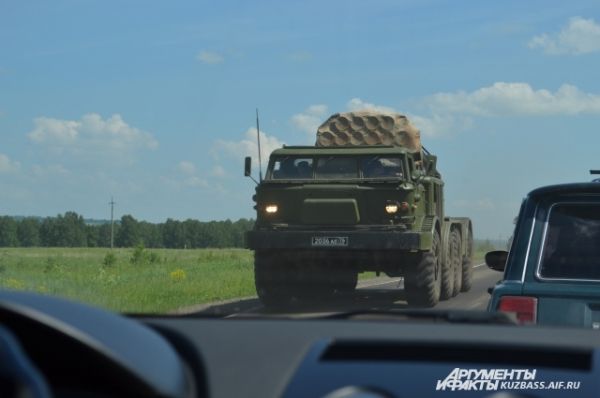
358,263,486,289
358,278,402,288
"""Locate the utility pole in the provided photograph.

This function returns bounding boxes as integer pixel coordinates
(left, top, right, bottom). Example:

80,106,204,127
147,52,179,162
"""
109,197,116,249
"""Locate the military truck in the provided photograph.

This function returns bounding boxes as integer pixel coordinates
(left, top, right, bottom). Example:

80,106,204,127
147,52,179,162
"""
244,111,473,307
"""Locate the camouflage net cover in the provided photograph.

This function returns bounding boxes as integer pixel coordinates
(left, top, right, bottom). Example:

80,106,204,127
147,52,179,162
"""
316,111,421,152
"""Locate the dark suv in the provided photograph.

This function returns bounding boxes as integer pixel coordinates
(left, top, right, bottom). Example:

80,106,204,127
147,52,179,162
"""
487,183,600,328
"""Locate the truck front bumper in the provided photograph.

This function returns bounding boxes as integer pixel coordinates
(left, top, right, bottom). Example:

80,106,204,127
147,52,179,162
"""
246,229,421,250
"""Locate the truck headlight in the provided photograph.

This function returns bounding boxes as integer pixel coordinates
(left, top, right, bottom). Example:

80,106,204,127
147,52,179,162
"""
265,204,278,214
385,203,399,214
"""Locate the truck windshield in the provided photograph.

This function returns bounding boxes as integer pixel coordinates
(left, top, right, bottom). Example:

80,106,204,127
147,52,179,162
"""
539,203,600,280
268,155,404,180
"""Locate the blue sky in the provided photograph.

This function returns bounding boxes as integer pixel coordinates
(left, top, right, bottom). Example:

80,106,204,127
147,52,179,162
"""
2,0,600,238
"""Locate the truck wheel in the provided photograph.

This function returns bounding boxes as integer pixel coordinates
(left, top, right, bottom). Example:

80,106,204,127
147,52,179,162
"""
296,263,336,300
461,231,474,292
333,270,358,293
451,229,462,297
440,231,455,301
405,230,442,307
254,250,295,308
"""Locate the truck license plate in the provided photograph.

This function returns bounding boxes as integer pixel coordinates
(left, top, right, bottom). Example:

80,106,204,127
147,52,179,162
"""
311,236,348,247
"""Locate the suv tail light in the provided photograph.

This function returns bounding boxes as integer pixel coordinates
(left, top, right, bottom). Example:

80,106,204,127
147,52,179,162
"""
498,296,538,324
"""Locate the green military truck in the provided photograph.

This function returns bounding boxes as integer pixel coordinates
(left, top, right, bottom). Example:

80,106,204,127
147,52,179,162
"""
245,111,473,307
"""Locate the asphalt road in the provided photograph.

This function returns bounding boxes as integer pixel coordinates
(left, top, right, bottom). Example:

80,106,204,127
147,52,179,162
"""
182,263,502,316
357,262,501,312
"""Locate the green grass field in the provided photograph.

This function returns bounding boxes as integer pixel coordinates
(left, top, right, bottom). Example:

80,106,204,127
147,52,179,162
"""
0,247,486,313
0,247,257,313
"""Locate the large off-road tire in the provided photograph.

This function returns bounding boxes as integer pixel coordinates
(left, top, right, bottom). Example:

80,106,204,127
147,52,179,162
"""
333,270,358,293
440,231,455,301
461,230,474,292
451,229,462,297
405,230,442,307
255,251,337,308
254,250,295,308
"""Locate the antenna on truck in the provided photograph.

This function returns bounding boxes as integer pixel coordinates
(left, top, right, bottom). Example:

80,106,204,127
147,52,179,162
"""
256,109,263,182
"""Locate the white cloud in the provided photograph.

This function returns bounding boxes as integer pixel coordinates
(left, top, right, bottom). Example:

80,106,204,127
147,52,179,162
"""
177,161,196,175
0,154,20,173
291,104,328,138
185,176,209,188
423,82,600,116
347,98,396,113
172,161,213,189
215,128,284,168
197,50,224,64
29,118,79,144
292,82,600,140
211,165,226,177
28,113,158,154
346,98,449,137
529,17,600,55
407,113,470,137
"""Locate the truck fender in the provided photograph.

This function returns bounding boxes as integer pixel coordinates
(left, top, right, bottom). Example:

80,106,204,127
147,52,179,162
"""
419,216,441,252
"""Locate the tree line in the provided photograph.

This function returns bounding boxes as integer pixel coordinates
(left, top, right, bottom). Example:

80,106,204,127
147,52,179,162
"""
0,212,254,249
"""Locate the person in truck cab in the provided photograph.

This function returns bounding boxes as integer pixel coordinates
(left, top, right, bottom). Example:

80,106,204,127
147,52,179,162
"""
296,160,312,179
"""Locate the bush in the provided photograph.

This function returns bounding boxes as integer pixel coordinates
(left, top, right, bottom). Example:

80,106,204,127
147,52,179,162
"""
148,251,160,264
44,256,62,273
103,252,117,267
130,243,148,265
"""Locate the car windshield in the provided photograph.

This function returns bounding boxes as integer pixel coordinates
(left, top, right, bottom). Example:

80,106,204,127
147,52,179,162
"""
1,1,600,336
267,155,404,180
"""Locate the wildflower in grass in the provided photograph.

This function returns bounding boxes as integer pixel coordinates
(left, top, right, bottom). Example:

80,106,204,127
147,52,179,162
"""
170,269,187,282
6,278,24,289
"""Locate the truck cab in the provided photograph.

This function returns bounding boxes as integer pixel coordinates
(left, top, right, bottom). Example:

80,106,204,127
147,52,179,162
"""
251,145,434,239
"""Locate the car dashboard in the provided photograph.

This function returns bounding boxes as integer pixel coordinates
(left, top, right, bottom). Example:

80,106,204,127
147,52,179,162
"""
1,291,600,398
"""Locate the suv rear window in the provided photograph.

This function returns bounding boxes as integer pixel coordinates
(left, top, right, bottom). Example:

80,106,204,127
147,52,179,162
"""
539,203,600,280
